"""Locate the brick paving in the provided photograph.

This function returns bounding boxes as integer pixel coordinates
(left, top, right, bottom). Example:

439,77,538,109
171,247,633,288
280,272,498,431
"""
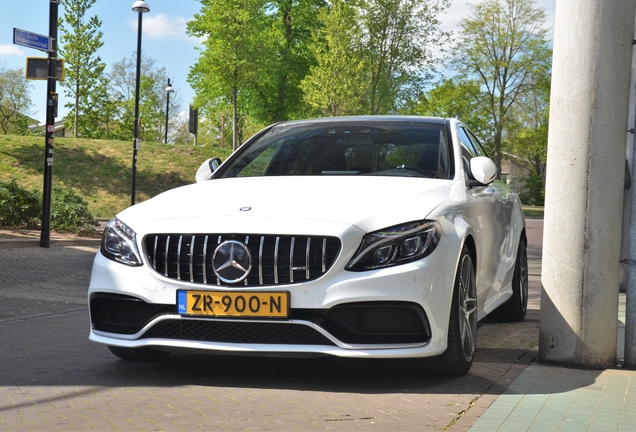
0,221,544,431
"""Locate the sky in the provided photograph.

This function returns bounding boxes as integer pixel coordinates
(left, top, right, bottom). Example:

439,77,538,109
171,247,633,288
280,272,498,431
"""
0,0,557,124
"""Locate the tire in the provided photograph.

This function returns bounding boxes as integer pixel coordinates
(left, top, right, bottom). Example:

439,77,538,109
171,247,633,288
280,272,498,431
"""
427,247,477,375
107,345,171,361
489,238,528,322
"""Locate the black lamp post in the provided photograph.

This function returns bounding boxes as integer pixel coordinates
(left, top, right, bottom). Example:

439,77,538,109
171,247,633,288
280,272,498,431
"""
165,78,174,144
131,0,149,207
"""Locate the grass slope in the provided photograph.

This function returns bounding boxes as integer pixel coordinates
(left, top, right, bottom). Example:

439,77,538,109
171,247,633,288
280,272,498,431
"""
0,135,233,218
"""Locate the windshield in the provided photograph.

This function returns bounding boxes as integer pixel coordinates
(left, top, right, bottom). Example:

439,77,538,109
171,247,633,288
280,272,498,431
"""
219,121,451,179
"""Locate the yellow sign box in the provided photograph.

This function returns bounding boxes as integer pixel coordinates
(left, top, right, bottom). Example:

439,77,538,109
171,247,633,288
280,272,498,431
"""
25,57,64,81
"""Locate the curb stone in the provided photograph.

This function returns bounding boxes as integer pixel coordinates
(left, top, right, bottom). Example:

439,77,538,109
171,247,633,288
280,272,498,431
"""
0,238,101,249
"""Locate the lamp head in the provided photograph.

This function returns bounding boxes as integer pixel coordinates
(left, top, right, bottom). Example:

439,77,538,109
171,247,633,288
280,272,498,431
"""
132,1,150,13
165,78,174,93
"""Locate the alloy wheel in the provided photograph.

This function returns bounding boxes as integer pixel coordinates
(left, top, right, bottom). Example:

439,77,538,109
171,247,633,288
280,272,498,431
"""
458,254,477,363
519,243,529,312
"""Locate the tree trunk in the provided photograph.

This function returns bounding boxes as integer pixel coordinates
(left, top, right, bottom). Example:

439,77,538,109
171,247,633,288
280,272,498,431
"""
232,86,238,152
493,125,502,173
74,80,79,138
275,0,292,122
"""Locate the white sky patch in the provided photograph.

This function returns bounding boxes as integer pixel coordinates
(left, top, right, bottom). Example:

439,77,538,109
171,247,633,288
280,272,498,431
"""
177,109,189,120
440,0,467,35
537,0,556,40
0,44,26,56
128,13,198,42
442,0,555,39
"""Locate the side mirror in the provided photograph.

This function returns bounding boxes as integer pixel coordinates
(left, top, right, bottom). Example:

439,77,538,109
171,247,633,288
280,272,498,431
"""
468,156,497,186
195,157,222,183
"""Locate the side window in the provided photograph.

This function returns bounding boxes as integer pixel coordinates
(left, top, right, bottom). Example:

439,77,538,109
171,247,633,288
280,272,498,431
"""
457,126,478,160
466,129,487,157
466,128,500,179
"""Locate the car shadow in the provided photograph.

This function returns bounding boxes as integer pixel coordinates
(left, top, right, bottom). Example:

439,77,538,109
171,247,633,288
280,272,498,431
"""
0,306,570,398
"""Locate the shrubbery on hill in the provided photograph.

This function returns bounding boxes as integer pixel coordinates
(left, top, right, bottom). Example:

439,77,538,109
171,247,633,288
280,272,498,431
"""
0,180,98,235
50,185,99,234
0,180,40,228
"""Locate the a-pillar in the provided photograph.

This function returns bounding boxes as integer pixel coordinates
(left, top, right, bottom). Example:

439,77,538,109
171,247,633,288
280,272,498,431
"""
540,0,635,367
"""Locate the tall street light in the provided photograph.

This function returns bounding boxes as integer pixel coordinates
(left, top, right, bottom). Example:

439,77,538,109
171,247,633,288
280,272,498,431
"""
165,78,174,144
131,0,150,207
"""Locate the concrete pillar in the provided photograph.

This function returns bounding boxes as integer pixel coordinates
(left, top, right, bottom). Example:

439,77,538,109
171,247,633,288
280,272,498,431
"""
621,17,636,297
623,15,636,368
540,0,635,368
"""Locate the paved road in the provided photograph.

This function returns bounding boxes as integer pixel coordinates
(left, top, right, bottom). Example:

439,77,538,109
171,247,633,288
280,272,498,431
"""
0,220,543,431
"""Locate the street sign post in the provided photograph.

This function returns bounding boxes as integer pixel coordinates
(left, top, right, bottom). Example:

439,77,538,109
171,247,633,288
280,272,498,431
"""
26,57,64,80
39,4,60,248
13,28,51,52
11,18,60,248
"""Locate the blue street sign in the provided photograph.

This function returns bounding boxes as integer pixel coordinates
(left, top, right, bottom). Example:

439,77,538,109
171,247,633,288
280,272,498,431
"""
13,28,51,52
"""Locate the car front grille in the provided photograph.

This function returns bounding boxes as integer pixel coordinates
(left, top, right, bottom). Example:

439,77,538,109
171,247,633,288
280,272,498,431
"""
143,233,341,287
142,319,337,346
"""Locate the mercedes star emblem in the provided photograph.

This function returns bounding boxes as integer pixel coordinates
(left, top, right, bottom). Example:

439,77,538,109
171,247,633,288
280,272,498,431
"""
212,240,252,283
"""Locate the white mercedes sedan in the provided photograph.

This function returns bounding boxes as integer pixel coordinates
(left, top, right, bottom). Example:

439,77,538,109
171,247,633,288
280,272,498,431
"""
88,116,527,375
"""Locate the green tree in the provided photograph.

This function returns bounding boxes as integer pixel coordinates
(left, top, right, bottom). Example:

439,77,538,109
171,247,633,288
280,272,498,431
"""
454,0,551,172
259,0,326,122
0,67,33,135
115,76,164,143
59,0,106,138
84,75,118,139
404,78,492,143
504,65,551,204
360,0,450,114
300,0,368,116
169,112,194,145
107,54,182,143
188,0,267,150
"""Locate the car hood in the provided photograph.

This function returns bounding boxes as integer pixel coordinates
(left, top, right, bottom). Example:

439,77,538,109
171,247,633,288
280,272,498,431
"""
118,176,458,234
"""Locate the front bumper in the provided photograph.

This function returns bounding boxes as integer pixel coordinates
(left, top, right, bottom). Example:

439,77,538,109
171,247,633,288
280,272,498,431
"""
88,235,459,358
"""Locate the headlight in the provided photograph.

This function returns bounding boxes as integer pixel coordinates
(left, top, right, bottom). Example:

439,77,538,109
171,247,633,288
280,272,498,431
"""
346,220,440,271
100,218,143,266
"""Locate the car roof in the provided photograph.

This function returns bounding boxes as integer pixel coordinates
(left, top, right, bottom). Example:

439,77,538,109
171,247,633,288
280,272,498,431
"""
274,115,449,127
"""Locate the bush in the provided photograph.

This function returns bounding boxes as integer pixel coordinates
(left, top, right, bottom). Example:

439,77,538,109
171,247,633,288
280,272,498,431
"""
0,180,98,234
0,179,41,228
50,186,99,234
519,172,545,207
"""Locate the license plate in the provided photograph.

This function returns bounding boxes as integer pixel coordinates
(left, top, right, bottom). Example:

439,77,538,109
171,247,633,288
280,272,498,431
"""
177,290,289,318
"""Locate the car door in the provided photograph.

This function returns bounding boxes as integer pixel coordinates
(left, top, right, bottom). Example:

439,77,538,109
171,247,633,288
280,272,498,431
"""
457,125,516,316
